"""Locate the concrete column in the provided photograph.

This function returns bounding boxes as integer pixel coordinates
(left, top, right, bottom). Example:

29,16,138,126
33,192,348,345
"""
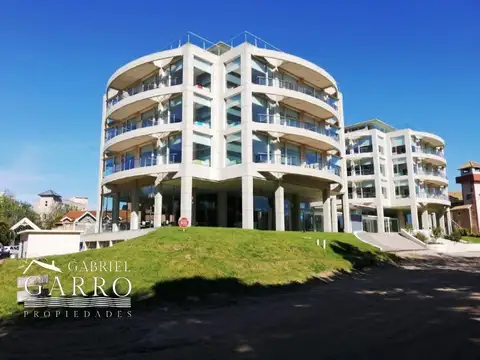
130,188,139,230
411,204,420,230
180,176,192,225
446,208,452,234
322,189,332,232
330,196,338,232
242,175,254,229
275,182,285,231
342,193,351,233
431,212,438,228
439,211,446,234
421,208,429,230
292,195,300,231
377,205,385,233
398,210,406,229
112,193,120,232
154,186,162,228
217,191,228,227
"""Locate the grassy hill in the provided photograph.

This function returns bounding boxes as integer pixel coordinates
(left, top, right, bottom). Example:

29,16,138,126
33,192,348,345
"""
0,227,393,318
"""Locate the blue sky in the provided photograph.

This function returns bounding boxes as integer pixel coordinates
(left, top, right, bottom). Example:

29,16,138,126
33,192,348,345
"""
0,0,478,207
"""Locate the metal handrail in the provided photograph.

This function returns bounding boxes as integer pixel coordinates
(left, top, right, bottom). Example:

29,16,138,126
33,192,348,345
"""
255,114,339,141
255,76,338,110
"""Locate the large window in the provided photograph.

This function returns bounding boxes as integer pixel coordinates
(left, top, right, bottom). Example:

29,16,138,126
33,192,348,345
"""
251,57,272,85
395,179,410,198
393,158,408,176
193,56,212,91
391,136,406,154
167,95,182,124
104,157,115,176
283,143,301,166
356,181,376,198
141,108,156,127
252,133,272,163
252,95,273,123
140,144,156,167
226,132,242,166
168,58,183,85
193,132,211,166
226,95,241,127
193,94,211,128
158,133,182,164
121,151,136,171
305,149,323,168
225,57,241,89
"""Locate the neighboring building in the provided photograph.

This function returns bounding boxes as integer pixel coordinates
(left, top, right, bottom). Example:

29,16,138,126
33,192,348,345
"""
96,32,348,233
34,190,89,218
55,210,97,234
453,160,480,233
18,230,82,258
345,119,451,233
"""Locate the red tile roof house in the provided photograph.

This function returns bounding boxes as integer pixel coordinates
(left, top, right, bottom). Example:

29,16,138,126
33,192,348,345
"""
55,211,97,234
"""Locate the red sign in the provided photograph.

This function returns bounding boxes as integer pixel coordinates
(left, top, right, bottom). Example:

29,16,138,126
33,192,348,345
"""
178,217,189,228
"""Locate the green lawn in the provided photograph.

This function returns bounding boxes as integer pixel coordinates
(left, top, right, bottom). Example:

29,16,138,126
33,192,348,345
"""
462,236,480,244
0,227,393,318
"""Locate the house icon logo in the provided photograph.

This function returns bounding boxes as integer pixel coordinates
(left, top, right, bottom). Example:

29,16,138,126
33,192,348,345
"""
22,260,62,275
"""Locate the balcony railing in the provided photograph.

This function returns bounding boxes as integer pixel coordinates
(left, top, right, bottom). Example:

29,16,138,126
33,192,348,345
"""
347,167,374,176
106,77,179,109
415,169,447,178
347,145,373,154
105,115,180,141
412,146,445,158
254,153,341,176
256,114,339,142
103,154,181,176
254,76,338,110
416,192,449,201
349,191,376,199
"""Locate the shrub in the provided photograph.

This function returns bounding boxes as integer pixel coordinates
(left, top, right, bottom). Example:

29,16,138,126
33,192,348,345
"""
405,224,413,233
446,228,462,242
413,231,429,242
431,226,443,240
459,228,469,236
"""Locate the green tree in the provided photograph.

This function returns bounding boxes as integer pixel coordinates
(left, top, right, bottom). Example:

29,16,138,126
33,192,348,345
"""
41,203,78,230
0,222,15,246
0,192,40,228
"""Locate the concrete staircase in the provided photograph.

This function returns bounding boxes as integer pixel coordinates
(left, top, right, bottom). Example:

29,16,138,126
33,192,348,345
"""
355,232,427,252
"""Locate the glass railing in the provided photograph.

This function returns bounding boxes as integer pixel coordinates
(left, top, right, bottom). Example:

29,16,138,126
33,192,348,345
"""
415,169,447,178
255,114,339,141
350,191,376,199
105,115,179,141
106,77,179,109
416,192,449,200
347,167,374,176
254,76,338,110
103,154,181,176
253,153,341,176
412,146,445,158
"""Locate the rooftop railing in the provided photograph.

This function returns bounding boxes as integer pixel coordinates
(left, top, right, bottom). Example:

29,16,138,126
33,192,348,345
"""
106,77,179,109
254,76,338,110
255,114,339,141
163,31,282,54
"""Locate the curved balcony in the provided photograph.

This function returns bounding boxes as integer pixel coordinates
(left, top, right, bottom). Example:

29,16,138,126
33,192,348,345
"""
252,114,340,152
415,169,448,186
106,83,181,121
412,147,446,166
252,79,338,121
416,193,450,206
412,131,445,147
102,155,181,186
253,154,343,187
251,47,338,92
104,117,181,152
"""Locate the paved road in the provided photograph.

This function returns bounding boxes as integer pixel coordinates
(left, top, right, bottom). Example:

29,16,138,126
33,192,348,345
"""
1,255,479,359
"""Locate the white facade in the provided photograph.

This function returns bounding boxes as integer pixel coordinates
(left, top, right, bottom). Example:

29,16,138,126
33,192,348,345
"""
96,32,349,233
18,230,82,258
345,119,451,233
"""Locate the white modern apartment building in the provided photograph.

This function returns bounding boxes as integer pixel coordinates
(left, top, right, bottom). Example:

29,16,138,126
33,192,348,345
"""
345,119,452,233
95,32,349,233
